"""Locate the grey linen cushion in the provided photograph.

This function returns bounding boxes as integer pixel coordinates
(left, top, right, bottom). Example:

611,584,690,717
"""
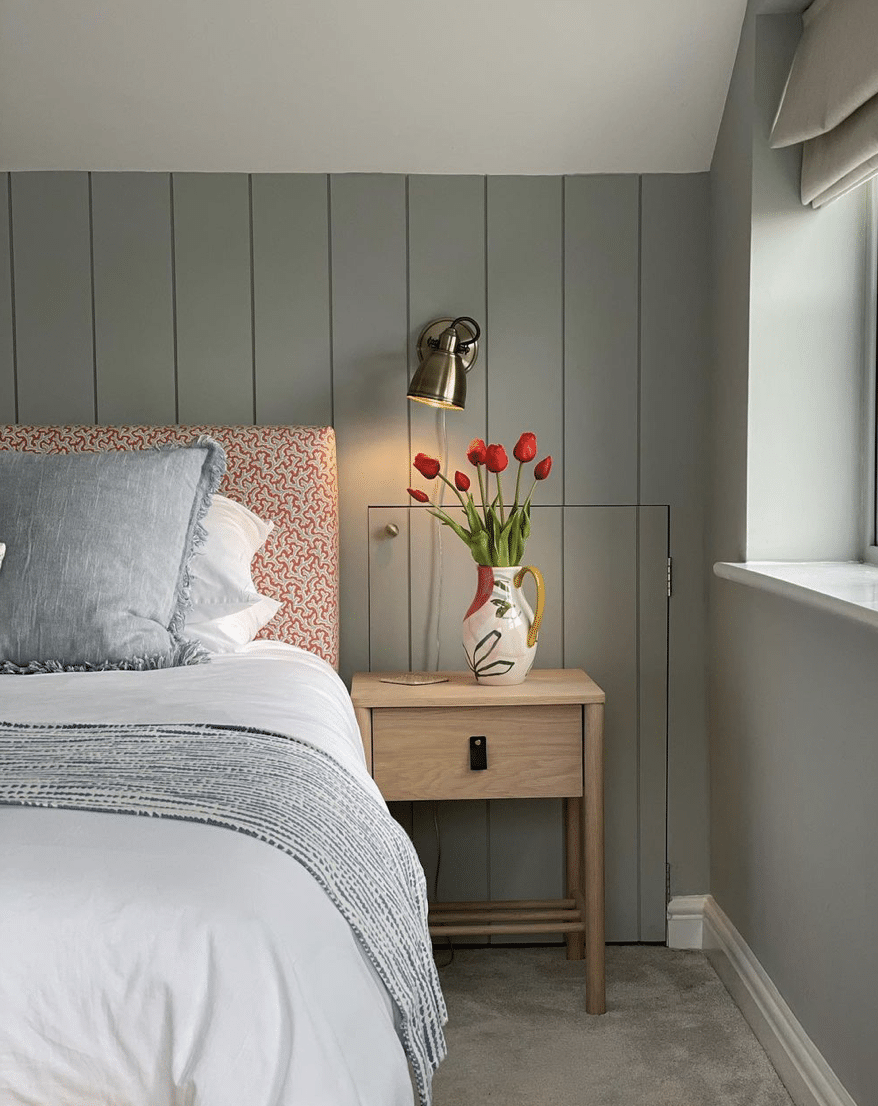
0,438,226,673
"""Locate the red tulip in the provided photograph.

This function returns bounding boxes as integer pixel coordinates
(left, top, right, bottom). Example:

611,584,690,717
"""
513,432,537,463
466,438,487,466
534,456,552,480
485,444,508,473
407,487,429,503
413,452,440,479
454,470,470,492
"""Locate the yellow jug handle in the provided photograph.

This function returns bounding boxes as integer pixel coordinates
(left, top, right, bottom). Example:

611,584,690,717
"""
513,565,545,649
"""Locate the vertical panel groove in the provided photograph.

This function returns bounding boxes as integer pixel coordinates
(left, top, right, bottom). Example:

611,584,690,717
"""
7,173,18,423
485,800,492,911
561,176,567,505
404,174,413,673
483,175,489,442
87,173,98,422
665,507,671,903
326,174,334,428
169,174,179,424
248,174,257,424
635,176,643,933
561,176,566,668
637,175,643,509
635,506,642,934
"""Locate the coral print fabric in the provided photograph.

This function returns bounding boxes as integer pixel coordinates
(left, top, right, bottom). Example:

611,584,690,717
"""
0,426,340,669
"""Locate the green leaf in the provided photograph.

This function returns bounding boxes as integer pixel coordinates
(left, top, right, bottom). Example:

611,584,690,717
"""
464,495,483,536
505,510,524,566
486,508,498,560
522,502,532,541
469,531,491,565
498,527,510,566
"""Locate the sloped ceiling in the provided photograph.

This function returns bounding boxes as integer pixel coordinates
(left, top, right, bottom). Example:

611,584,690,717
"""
0,0,748,173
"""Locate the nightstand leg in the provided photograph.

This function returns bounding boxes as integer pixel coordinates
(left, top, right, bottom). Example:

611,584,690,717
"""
353,705,373,776
584,702,606,1014
564,797,584,960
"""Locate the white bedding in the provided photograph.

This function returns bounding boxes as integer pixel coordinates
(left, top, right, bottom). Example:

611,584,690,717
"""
0,643,415,1106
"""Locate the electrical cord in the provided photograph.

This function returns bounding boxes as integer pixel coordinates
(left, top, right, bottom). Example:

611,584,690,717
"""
432,799,454,967
434,408,447,671
432,408,453,968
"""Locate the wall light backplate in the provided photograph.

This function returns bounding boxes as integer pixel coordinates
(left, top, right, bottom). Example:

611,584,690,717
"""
415,318,480,371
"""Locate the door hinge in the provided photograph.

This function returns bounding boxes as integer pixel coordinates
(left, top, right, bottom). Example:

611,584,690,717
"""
666,862,672,904
667,557,673,599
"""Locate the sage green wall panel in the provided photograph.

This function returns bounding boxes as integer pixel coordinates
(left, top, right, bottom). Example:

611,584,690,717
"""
564,175,639,505
486,177,563,505
407,177,487,475
251,174,332,426
368,507,411,673
330,174,408,685
488,798,564,945
91,173,175,424
413,799,490,907
640,173,710,902
564,506,639,941
11,172,94,424
173,173,253,423
0,175,14,422
638,505,670,941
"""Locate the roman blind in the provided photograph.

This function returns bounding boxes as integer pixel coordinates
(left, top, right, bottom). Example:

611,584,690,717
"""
770,0,878,208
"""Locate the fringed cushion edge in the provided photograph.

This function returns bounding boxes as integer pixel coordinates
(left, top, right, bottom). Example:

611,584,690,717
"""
167,435,228,640
0,638,210,675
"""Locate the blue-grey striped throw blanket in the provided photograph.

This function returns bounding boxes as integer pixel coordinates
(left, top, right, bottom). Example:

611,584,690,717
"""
0,720,447,1105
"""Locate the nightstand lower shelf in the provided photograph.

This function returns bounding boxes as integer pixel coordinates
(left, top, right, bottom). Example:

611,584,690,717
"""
429,896,585,935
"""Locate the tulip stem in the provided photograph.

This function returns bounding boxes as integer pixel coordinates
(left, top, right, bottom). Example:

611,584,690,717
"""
496,474,506,524
477,467,488,525
514,461,524,507
437,471,467,508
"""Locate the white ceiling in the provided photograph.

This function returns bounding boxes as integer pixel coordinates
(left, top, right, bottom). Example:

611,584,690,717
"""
0,0,748,174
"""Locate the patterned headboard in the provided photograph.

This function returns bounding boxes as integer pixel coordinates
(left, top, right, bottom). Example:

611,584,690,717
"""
0,425,339,669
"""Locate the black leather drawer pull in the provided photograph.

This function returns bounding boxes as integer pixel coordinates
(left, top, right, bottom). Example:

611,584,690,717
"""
469,736,488,770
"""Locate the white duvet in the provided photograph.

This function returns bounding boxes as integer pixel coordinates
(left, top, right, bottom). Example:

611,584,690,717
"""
0,643,415,1106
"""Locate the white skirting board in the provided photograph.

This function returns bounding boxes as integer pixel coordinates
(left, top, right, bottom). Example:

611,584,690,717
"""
667,895,858,1106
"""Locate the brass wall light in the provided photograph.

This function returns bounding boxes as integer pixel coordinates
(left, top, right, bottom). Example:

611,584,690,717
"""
407,316,481,410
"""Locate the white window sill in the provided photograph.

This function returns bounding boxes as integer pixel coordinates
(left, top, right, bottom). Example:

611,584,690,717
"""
713,561,878,631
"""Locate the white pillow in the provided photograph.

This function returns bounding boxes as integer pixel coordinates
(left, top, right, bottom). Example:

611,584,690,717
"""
184,494,281,653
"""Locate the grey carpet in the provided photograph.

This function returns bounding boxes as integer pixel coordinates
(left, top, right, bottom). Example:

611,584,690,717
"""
431,946,793,1106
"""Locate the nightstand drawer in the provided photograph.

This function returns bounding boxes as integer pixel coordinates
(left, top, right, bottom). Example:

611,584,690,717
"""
371,705,583,801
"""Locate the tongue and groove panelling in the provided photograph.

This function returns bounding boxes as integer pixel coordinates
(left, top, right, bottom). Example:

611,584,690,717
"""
0,174,13,423
0,170,709,940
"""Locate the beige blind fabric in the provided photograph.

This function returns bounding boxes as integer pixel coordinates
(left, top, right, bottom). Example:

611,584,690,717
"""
770,0,878,208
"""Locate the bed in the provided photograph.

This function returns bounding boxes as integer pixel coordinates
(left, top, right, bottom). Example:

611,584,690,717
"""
0,425,445,1106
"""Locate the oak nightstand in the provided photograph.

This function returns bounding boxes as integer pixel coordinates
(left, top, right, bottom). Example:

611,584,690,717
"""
350,668,606,1014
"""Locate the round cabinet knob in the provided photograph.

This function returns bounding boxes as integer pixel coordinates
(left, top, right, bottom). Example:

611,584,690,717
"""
384,523,400,538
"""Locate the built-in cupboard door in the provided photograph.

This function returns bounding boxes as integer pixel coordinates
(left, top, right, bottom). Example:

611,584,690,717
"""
367,503,669,942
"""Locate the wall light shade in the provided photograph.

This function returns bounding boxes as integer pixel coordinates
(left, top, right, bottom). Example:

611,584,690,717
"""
408,317,481,410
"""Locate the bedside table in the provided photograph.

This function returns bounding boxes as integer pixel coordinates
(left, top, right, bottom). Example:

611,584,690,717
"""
350,668,606,1015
